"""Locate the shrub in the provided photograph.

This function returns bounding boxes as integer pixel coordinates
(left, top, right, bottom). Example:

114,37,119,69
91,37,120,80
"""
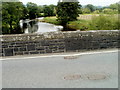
89,15,119,30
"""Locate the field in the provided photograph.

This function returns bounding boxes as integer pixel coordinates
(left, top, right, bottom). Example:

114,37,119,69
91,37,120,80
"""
41,14,119,31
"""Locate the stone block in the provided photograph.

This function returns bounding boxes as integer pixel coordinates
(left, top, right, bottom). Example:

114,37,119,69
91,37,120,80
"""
4,48,13,56
2,45,8,48
46,49,52,53
15,52,24,55
19,48,27,51
58,46,65,50
14,48,19,52
39,51,45,54
36,47,45,50
24,52,29,55
99,43,108,49
27,45,35,51
41,41,50,46
30,51,39,54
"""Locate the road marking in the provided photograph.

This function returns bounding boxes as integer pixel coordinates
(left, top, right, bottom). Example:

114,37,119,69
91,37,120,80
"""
0,50,118,61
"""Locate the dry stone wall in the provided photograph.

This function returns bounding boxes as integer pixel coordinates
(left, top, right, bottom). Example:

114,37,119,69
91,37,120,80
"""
1,30,119,57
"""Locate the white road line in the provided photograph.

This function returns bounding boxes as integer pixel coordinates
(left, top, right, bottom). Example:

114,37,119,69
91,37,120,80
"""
0,50,118,61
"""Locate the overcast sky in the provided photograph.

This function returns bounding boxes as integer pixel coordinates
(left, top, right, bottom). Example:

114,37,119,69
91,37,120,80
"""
19,0,120,6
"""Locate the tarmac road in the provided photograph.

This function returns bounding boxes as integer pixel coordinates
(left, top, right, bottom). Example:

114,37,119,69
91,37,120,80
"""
2,50,118,88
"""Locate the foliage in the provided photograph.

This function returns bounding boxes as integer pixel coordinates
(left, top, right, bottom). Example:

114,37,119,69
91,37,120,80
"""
2,2,58,34
67,15,120,30
26,2,39,19
38,5,44,13
110,3,119,10
85,4,96,12
102,8,118,14
22,6,29,19
26,4,56,17
43,5,56,17
2,1,120,34
89,15,120,30
56,2,80,25
2,2,25,34
118,2,120,14
78,8,83,14
93,10,100,14
81,2,120,14
42,14,119,31
82,8,91,14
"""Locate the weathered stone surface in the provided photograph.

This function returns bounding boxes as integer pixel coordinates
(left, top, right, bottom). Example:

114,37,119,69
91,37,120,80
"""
4,48,13,56
29,51,39,54
1,30,119,57
27,45,36,51
46,49,52,53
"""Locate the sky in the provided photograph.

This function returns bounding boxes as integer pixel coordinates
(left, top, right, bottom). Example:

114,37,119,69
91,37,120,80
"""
19,0,120,6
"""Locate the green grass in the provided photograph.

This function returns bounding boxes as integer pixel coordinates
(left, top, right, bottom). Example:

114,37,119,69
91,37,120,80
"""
89,15,120,30
41,14,120,31
67,20,90,31
42,17,60,25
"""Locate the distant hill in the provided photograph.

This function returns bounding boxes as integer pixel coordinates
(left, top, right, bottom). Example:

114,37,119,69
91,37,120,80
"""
95,6,103,8
81,5,110,9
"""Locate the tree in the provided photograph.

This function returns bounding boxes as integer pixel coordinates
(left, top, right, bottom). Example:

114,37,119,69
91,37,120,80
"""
49,4,56,16
22,6,29,20
118,2,120,14
110,3,119,10
85,4,96,12
56,2,80,28
0,2,2,34
102,8,116,14
93,10,100,14
82,8,91,14
43,5,56,17
26,2,39,19
2,2,25,34
110,2,120,14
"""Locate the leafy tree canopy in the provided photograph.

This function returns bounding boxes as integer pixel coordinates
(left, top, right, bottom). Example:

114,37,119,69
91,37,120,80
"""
85,4,96,12
56,2,80,25
2,2,24,34
26,2,39,19
43,4,56,17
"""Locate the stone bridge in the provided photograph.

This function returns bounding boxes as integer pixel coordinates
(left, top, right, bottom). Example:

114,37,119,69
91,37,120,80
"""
0,30,119,57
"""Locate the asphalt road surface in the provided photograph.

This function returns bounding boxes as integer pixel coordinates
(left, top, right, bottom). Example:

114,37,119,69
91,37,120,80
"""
2,50,118,88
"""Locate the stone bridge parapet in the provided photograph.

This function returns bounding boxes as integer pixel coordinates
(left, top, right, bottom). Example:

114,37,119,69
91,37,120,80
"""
0,30,119,57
